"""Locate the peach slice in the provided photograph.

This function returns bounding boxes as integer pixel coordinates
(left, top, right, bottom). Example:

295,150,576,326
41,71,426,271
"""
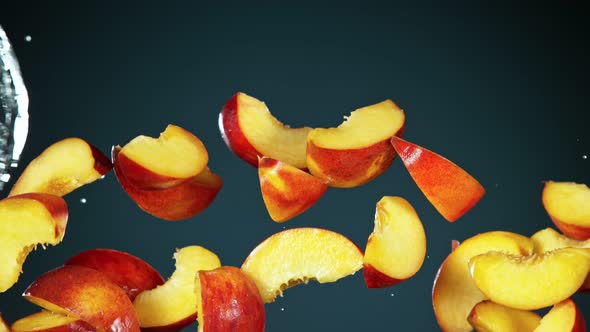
258,156,328,222
118,124,208,190
363,196,426,288
241,227,363,303
196,266,265,332
468,300,542,332
64,248,165,301
8,138,112,197
391,136,485,222
112,146,222,221
1,313,9,332
23,265,140,332
306,99,405,188
219,92,312,169
469,247,590,310
542,181,590,241
0,193,68,293
533,299,587,332
432,231,534,332
133,246,221,332
11,311,95,332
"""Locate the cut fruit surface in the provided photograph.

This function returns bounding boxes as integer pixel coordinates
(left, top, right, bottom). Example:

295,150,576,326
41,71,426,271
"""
0,313,9,332
241,227,363,303
11,310,95,332
469,247,590,310
468,300,541,332
219,92,312,169
533,299,587,332
542,181,590,241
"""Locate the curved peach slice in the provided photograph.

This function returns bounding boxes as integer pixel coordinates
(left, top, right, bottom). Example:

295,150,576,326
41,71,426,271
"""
306,99,405,188
432,231,533,332
363,196,426,288
64,248,165,301
258,156,328,222
118,124,208,190
133,246,221,332
542,181,590,241
112,146,222,221
468,300,541,332
241,227,363,303
469,248,590,310
196,266,265,332
0,193,68,293
533,299,587,332
8,138,112,197
391,136,485,222
23,265,140,332
1,313,9,332
11,311,95,332
219,92,312,169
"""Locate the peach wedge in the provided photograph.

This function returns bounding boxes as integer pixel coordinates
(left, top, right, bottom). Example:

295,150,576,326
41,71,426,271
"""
241,227,363,303
534,299,587,332
542,181,590,241
0,313,9,332
11,311,95,332
468,300,541,332
363,196,426,288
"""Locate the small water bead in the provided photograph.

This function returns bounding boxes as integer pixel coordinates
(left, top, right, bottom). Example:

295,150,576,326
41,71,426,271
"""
583,155,587,160
80,198,87,204
24,35,31,42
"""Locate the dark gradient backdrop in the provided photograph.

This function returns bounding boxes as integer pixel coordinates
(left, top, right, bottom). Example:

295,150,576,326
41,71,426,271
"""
1,2,589,331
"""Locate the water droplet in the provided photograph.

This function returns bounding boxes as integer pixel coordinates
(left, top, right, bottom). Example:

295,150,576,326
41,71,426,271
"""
583,155,588,160
282,226,286,230
280,307,285,311
426,255,430,259
494,183,499,188
80,198,87,204
390,293,395,297
24,35,32,42
99,174,106,180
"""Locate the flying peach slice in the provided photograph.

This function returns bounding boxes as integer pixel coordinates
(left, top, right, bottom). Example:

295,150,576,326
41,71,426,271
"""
0,313,9,332
468,300,542,332
133,246,221,332
258,156,328,222
533,299,587,332
469,247,590,310
363,196,427,288
542,181,590,241
0,193,68,293
241,227,363,303
64,248,165,301
23,265,140,332
196,266,265,332
112,146,222,221
391,136,485,222
8,138,112,197
432,231,534,332
117,124,209,190
11,311,96,332
219,92,312,169
306,99,405,188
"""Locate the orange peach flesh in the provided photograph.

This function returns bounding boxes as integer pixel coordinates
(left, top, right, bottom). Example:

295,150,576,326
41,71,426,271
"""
0,313,9,332
468,300,541,332
542,181,590,240
534,299,587,332
11,310,95,332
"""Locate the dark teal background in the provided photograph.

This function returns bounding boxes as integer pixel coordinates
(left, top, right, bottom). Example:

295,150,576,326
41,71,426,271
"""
1,1,589,330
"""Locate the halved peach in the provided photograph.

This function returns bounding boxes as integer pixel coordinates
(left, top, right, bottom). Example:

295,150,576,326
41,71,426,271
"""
391,136,485,222
469,248,590,310
432,231,533,332
0,313,9,332
118,124,208,190
8,138,112,197
363,196,426,288
258,156,328,222
11,311,95,332
219,92,312,169
468,300,541,332
241,227,363,303
542,181,590,241
534,299,587,332
133,246,221,332
306,99,405,188
0,193,68,293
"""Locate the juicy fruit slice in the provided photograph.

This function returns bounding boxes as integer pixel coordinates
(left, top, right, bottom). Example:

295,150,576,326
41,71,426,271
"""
196,266,265,332
64,248,165,301
23,265,140,332
542,181,590,241
468,300,541,332
432,231,534,332
363,196,427,288
118,124,209,190
533,299,587,332
133,246,221,332
306,99,405,188
11,311,95,332
469,247,590,310
112,146,222,221
8,138,112,197
241,227,363,303
0,193,68,293
391,136,485,222
219,92,312,169
258,156,328,222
